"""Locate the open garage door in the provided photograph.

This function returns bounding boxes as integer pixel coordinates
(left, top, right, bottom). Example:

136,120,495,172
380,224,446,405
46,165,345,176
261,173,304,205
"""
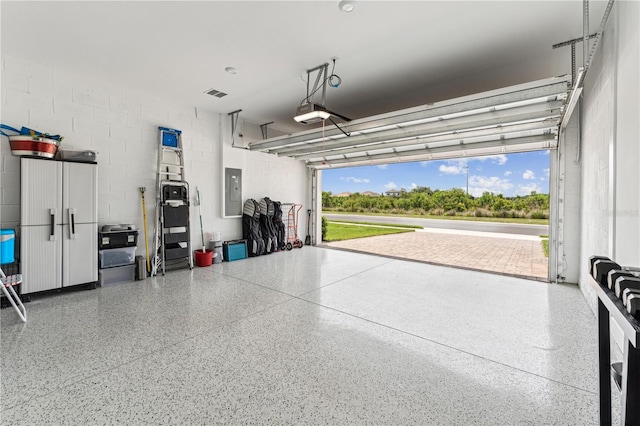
248,76,571,168
249,76,573,281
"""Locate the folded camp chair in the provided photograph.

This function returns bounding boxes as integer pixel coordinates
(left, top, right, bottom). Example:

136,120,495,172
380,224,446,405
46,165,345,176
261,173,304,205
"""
0,267,26,322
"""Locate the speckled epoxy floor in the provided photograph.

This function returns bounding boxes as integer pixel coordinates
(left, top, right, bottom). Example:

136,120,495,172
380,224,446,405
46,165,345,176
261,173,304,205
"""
1,247,603,424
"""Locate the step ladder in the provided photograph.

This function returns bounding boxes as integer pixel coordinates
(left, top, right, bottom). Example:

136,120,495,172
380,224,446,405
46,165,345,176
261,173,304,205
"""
151,127,193,276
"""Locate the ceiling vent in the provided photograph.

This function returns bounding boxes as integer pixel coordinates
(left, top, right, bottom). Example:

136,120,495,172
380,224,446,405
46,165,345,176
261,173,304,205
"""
205,89,228,98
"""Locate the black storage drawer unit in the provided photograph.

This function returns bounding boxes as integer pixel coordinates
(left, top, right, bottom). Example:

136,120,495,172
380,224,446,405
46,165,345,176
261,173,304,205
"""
163,185,188,203
164,232,189,245
163,232,189,261
99,231,139,249
163,205,189,227
165,247,189,261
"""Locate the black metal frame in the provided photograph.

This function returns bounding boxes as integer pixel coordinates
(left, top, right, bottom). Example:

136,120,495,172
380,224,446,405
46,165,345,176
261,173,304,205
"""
592,277,640,425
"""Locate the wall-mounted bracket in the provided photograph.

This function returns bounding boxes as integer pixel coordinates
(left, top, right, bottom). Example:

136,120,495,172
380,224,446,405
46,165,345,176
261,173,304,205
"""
553,33,597,86
228,109,242,147
303,63,329,106
260,122,274,140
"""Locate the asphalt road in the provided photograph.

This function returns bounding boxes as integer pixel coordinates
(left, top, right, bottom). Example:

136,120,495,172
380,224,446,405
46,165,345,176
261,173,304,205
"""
323,213,548,236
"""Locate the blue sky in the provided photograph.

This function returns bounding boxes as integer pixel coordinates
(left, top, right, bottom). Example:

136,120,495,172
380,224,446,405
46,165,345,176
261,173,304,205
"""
322,151,551,197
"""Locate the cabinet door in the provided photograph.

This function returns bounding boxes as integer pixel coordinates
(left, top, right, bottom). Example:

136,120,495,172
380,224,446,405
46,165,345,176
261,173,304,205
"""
21,158,62,226
63,162,97,224
63,223,98,287
20,225,62,294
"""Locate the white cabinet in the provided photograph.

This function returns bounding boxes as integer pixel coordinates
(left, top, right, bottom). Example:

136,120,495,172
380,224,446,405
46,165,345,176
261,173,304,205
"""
20,225,63,293
63,223,98,287
20,158,61,228
20,158,98,294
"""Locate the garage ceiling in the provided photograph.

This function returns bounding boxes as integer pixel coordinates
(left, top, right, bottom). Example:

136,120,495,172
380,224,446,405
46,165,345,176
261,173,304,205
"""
1,1,607,137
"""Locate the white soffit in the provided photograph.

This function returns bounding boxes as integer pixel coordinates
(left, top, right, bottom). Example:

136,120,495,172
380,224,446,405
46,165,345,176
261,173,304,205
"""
248,76,572,169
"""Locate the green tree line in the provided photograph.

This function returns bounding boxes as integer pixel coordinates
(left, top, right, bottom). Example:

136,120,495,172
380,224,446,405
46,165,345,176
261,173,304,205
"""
322,187,549,219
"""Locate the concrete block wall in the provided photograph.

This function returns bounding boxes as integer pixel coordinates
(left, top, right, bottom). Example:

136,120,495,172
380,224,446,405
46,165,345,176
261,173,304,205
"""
1,54,309,261
218,117,308,242
612,0,640,267
578,1,640,311
580,9,615,310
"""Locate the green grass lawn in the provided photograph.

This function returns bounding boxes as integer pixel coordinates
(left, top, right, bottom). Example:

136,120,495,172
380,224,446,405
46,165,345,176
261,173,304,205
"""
329,220,423,229
324,222,414,242
540,235,549,257
323,210,549,226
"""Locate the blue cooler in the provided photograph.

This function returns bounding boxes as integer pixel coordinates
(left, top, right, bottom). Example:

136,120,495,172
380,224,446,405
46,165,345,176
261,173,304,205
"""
0,229,16,264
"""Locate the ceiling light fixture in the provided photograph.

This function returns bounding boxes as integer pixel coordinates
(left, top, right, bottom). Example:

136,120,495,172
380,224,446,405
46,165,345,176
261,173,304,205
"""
225,67,237,74
339,0,356,12
294,104,331,124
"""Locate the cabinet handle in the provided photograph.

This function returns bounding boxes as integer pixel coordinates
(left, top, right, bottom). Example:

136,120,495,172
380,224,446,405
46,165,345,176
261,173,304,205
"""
68,208,76,240
50,209,56,241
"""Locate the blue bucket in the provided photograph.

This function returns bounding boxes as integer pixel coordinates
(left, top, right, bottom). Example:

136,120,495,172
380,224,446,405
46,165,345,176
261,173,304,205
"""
0,229,16,264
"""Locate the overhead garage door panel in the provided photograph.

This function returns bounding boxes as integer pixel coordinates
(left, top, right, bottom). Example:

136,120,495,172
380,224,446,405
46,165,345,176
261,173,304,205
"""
248,76,571,169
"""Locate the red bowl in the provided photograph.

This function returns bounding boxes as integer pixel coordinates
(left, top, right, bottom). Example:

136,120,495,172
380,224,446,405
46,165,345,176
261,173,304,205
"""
9,135,59,158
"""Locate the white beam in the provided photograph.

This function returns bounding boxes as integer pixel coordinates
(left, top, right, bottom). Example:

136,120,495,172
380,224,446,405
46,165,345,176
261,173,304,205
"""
272,101,563,156
306,135,555,168
291,119,558,161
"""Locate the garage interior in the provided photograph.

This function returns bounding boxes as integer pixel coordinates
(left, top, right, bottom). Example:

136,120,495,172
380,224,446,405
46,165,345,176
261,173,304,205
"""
1,1,639,424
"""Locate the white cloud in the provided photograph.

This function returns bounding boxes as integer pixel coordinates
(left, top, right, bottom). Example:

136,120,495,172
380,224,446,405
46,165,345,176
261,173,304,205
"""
377,164,388,170
516,183,543,196
437,154,507,175
489,154,508,165
544,168,550,178
504,171,512,177
384,182,397,190
410,182,418,189
456,154,507,165
439,164,465,175
420,161,430,167
467,175,514,197
541,150,550,155
522,170,535,180
342,176,370,184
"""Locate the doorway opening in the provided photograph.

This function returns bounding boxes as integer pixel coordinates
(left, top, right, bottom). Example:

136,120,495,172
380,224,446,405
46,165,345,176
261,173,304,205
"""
320,151,551,280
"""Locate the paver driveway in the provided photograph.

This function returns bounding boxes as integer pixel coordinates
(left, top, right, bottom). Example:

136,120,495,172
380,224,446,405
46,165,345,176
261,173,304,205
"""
324,228,548,280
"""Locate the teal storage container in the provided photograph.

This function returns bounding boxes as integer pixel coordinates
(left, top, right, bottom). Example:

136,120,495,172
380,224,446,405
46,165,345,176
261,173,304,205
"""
0,229,16,264
223,240,248,262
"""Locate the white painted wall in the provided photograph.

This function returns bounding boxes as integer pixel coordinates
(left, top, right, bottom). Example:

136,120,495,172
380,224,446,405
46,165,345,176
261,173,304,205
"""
218,117,308,243
612,0,640,267
578,1,640,311
0,54,308,260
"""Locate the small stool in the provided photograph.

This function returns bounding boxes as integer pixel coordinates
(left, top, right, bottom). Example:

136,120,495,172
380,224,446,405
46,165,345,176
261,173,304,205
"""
0,267,26,322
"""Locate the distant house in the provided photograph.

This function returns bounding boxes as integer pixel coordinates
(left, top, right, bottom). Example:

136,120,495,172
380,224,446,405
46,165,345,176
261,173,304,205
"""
385,189,401,197
334,192,352,197
362,191,380,197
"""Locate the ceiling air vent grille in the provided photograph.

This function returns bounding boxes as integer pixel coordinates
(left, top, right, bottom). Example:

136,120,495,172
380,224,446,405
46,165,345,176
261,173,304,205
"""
205,89,228,98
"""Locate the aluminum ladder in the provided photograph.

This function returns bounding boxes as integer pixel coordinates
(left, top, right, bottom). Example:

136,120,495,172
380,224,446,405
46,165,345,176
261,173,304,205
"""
151,127,193,276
